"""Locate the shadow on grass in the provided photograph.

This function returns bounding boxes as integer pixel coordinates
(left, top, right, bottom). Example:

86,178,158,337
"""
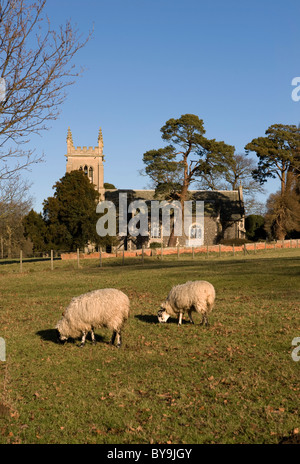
135,314,189,325
36,329,106,345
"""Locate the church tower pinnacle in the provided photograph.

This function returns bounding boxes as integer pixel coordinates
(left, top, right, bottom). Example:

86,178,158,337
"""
67,127,74,154
98,127,103,154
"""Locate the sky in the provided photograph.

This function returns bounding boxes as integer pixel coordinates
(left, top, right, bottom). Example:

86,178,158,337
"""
20,0,300,213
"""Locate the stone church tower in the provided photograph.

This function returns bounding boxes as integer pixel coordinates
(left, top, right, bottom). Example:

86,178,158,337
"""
65,127,105,199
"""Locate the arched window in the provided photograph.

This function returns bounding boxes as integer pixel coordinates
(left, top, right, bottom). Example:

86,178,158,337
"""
89,167,93,183
84,165,88,176
189,223,202,240
79,166,83,171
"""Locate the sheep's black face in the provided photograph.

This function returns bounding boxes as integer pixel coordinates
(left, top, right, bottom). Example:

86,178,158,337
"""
56,329,67,344
157,309,170,323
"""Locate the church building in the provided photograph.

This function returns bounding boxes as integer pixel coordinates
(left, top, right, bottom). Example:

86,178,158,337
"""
65,128,245,249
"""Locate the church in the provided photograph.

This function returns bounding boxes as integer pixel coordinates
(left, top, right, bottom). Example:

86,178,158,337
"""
65,128,245,249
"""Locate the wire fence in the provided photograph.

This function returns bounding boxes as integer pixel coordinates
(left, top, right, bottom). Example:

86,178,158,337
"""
0,239,299,272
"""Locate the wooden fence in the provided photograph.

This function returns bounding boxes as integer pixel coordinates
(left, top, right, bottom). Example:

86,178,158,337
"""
2,239,299,272
60,239,299,267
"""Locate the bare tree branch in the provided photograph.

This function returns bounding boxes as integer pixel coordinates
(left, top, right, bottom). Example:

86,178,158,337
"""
0,0,92,178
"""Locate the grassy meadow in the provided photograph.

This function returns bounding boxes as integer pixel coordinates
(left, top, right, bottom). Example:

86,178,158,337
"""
0,248,299,444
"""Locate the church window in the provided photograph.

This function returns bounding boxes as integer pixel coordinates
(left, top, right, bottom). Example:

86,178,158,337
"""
89,167,93,182
84,165,88,176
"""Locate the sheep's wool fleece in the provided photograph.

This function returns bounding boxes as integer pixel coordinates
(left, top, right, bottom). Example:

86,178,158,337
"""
165,280,215,315
56,289,130,338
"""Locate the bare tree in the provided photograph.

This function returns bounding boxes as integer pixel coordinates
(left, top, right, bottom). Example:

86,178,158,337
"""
196,152,265,215
0,173,33,257
0,0,91,179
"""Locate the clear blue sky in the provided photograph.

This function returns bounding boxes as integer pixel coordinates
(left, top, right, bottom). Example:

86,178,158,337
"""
26,0,300,212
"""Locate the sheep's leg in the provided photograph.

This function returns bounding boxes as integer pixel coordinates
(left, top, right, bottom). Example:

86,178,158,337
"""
178,312,183,326
110,330,116,345
80,331,87,347
116,332,122,348
188,310,194,324
110,330,122,348
200,314,209,326
91,328,96,345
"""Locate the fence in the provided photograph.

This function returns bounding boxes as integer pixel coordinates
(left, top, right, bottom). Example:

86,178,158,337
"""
63,239,299,266
1,239,299,272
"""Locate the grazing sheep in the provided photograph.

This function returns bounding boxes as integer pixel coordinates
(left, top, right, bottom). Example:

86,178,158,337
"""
56,289,130,348
158,280,215,326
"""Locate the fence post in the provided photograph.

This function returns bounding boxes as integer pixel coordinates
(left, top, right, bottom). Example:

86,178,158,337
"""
51,250,53,270
77,248,80,269
192,246,194,259
233,244,235,257
122,248,125,265
219,244,221,257
177,244,180,260
99,247,102,267
254,242,256,254
244,243,246,256
207,244,209,258
142,246,144,265
20,250,23,273
161,242,163,260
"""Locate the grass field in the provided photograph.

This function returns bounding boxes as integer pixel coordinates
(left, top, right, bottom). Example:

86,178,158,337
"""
0,248,299,444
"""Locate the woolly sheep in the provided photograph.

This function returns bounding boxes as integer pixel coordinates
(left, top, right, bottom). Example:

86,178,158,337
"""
56,289,130,348
157,280,215,326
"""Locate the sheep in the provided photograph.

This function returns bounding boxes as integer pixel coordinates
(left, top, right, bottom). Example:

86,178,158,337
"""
157,280,215,326
56,289,130,348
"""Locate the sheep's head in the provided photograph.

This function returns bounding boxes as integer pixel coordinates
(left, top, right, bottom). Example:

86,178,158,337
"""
55,320,68,344
157,304,170,323
56,328,67,344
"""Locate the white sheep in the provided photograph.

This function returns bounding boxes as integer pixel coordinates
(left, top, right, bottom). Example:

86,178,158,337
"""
56,289,130,348
157,280,215,326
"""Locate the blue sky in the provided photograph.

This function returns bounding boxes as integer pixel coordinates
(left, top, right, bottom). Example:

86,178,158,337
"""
24,0,300,212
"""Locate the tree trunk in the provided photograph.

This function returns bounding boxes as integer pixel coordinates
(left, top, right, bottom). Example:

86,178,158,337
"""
167,182,189,247
7,226,12,259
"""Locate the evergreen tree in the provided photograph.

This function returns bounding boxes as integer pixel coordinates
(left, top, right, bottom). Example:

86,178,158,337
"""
43,170,101,251
143,114,234,245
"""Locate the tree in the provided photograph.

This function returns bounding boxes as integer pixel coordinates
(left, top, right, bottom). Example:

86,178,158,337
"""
43,170,100,251
143,114,235,245
245,124,300,195
0,174,32,257
0,0,91,180
196,152,265,214
245,124,300,239
245,215,266,241
104,182,116,189
264,190,300,240
23,209,49,252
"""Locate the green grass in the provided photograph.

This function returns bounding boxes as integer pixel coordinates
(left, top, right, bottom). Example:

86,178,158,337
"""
0,248,299,444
